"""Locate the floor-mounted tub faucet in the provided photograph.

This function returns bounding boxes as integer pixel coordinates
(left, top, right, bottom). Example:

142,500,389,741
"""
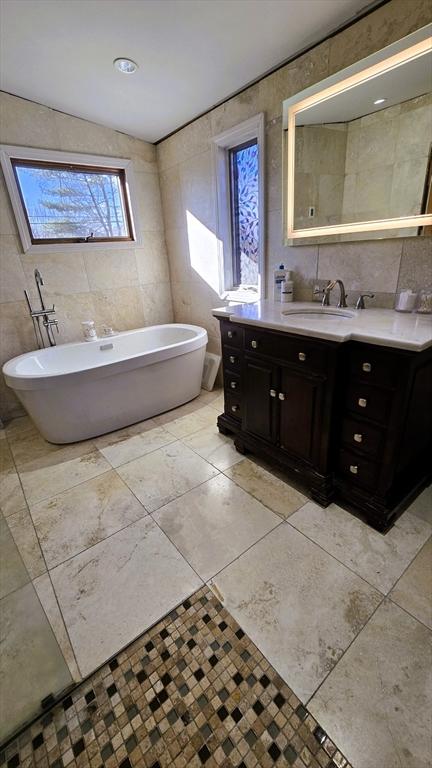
24,269,59,348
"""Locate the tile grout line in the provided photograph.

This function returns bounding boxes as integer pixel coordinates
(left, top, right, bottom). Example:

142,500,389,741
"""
283,515,389,596
305,530,432,707
219,463,309,524
4,429,83,682
8,416,429,597
203,507,431,718
205,519,286,586
305,590,387,709
385,532,432,633
284,509,431,597
45,570,83,682
12,412,224,574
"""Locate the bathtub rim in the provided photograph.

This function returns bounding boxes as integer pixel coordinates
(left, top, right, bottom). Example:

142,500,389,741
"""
3,323,208,392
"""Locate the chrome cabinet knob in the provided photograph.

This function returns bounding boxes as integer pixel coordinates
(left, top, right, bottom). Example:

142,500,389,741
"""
270,389,277,398
231,404,239,412
349,465,358,474
230,381,237,389
353,433,363,443
362,362,372,373
278,392,285,401
358,397,367,408
227,330,234,339
229,355,236,364
298,352,306,361
251,340,258,349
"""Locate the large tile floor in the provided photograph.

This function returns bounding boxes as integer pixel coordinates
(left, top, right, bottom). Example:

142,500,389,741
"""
1,389,431,767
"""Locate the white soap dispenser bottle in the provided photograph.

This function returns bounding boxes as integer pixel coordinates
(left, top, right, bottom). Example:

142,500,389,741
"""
280,271,294,302
273,264,287,301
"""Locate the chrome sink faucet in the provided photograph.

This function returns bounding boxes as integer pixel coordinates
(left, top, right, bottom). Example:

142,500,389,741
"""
356,293,375,309
321,279,348,308
24,269,59,348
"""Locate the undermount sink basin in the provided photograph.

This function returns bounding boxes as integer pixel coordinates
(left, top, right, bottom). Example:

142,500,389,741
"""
282,307,355,320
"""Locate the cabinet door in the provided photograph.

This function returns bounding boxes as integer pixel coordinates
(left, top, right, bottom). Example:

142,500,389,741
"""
279,367,324,464
243,357,277,442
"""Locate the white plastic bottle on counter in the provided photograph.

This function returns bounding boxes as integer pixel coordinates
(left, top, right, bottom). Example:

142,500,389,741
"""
280,272,294,302
273,264,287,301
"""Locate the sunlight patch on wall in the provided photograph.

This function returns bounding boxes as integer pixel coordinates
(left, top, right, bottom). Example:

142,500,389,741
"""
186,210,221,294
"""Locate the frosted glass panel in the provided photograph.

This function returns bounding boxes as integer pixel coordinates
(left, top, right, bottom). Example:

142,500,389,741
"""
230,142,259,286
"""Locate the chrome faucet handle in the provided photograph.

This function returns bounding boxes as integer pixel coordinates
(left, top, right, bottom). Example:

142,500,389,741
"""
30,307,56,317
321,280,335,307
356,293,375,310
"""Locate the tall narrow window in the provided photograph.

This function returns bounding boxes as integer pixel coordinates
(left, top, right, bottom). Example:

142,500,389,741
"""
229,140,259,287
11,159,133,244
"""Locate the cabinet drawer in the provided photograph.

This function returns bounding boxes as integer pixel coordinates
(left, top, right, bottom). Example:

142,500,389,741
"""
221,322,243,349
222,347,242,373
224,392,242,420
345,382,392,424
244,328,327,374
338,449,379,491
224,372,241,394
341,417,384,460
348,345,400,389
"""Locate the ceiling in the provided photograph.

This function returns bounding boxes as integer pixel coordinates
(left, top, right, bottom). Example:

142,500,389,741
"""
1,0,374,143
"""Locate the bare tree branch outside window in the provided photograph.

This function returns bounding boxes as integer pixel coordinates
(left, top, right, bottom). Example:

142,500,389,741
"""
12,161,132,242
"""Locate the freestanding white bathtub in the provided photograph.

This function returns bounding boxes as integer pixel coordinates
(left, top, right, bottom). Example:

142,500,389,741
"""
3,324,208,443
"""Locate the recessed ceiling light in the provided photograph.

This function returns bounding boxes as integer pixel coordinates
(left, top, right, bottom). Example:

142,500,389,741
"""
373,98,387,105
114,58,138,74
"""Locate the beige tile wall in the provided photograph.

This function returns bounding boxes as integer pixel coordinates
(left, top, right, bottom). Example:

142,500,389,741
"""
342,94,431,225
157,0,432,355
0,93,173,420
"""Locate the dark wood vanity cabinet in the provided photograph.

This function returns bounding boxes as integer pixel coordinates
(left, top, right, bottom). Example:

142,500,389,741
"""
217,318,432,531
218,319,339,507
336,341,432,529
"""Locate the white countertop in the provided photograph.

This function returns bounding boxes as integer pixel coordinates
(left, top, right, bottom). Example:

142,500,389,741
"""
212,301,432,351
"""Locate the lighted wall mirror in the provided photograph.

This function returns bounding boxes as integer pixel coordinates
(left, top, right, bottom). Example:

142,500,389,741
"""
283,25,432,245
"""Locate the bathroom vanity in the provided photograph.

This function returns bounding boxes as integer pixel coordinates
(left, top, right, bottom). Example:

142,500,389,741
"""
214,302,432,531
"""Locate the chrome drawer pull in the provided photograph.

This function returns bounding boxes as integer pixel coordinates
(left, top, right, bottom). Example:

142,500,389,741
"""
227,330,234,339
278,392,285,401
231,404,239,413
362,362,372,373
251,340,258,349
353,433,363,443
270,389,277,398
298,352,307,362
349,465,358,474
229,355,236,364
358,397,367,408
230,381,237,390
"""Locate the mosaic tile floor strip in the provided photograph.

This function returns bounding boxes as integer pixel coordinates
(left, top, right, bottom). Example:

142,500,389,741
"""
1,586,352,768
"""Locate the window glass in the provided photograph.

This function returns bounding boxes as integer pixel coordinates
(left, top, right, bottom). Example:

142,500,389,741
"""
229,140,259,287
12,161,132,242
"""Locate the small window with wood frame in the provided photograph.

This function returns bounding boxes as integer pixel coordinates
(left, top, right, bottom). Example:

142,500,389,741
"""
11,159,134,244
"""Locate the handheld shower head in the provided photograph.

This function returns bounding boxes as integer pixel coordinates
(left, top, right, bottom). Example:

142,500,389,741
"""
34,268,44,286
